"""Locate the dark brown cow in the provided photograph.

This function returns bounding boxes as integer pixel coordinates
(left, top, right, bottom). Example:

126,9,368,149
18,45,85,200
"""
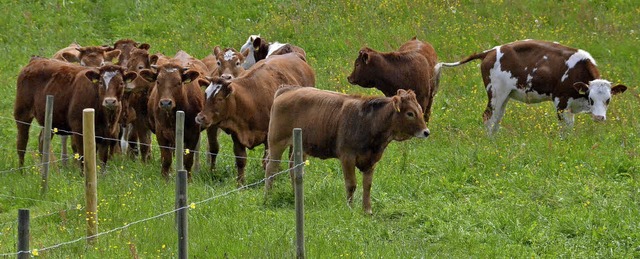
347,37,439,124
265,87,430,214
195,53,315,186
140,60,215,179
211,46,246,80
437,40,628,135
15,57,136,168
239,35,307,69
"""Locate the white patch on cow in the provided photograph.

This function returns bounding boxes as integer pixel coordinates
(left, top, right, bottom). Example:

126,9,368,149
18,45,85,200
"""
103,71,117,91
164,68,178,73
240,35,260,69
561,49,596,82
543,55,548,60
205,82,222,100
485,46,519,133
224,50,235,61
266,42,286,57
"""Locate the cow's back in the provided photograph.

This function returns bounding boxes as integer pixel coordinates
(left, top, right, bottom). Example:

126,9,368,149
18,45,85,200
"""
398,38,438,67
250,53,315,88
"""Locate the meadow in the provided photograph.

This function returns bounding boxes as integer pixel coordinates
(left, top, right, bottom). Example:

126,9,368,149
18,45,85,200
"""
0,0,639,257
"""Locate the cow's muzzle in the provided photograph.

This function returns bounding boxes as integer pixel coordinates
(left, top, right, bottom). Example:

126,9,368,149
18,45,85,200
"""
159,99,173,110
592,114,606,122
195,113,210,128
416,128,430,138
102,98,119,110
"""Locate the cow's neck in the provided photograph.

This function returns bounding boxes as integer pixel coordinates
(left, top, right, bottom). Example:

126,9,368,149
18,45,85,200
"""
219,87,270,148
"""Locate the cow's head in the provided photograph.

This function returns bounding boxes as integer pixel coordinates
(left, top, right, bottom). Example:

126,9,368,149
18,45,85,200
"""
195,77,235,128
78,46,122,67
389,89,430,140
84,65,137,111
573,79,627,121
140,64,202,111
123,48,153,93
347,47,378,88
240,35,260,55
213,46,246,80
113,39,151,67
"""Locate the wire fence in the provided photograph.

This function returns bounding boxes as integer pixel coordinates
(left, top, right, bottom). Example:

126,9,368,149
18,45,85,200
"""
0,162,303,257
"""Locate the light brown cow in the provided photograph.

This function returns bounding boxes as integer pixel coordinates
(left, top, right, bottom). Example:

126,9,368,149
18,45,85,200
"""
52,43,82,63
265,87,430,214
195,53,315,186
239,35,307,69
15,57,136,168
140,59,216,179
77,46,122,67
437,39,628,135
347,36,440,124
211,46,246,80
112,39,151,67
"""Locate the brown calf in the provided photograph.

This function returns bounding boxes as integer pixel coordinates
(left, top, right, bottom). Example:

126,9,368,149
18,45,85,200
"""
265,87,430,214
195,53,315,186
211,46,246,80
347,37,440,123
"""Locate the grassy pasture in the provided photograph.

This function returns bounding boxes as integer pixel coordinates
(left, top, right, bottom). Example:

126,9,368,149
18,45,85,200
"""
0,0,639,257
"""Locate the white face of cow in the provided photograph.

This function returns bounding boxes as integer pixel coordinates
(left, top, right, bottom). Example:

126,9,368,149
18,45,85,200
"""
240,35,259,69
585,79,614,121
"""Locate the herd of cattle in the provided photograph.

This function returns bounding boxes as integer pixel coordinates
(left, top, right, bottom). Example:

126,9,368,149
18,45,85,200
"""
13,36,627,214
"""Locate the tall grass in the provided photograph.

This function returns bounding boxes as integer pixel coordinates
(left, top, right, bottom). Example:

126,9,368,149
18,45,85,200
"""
0,0,639,257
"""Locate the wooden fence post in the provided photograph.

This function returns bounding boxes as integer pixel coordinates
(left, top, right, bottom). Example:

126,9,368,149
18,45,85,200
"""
175,111,185,172
40,95,54,195
176,170,188,259
293,128,305,259
17,209,30,259
83,109,98,244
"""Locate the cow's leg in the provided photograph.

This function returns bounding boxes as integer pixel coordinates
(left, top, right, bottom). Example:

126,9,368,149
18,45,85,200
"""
97,143,109,172
16,120,32,167
205,126,219,170
265,143,287,191
361,166,376,215
61,136,69,166
340,157,357,208
421,95,434,124
232,140,247,187
126,124,139,159
483,85,511,135
157,137,173,180
139,129,152,162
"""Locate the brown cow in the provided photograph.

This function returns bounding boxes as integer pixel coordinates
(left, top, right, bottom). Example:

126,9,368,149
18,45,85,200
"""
437,39,628,135
140,60,215,179
121,48,154,161
15,57,136,168
195,53,315,186
239,35,307,69
347,37,440,124
211,46,246,80
112,39,151,67
77,46,122,67
52,43,82,63
201,53,218,76
265,87,430,214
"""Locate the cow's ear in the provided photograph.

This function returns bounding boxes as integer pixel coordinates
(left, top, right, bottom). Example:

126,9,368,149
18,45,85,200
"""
61,52,79,63
213,45,221,56
223,84,235,98
182,70,200,84
573,82,589,95
392,95,402,113
139,69,157,82
84,70,101,85
124,72,138,92
105,49,122,64
241,48,250,57
150,54,160,66
361,51,370,64
196,78,210,88
611,84,627,95
138,43,151,50
253,37,262,51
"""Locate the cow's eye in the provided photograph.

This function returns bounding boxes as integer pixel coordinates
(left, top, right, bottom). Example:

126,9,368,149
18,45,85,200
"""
406,111,415,118
605,99,610,105
236,61,241,66
589,98,594,106
137,65,144,70
216,61,221,66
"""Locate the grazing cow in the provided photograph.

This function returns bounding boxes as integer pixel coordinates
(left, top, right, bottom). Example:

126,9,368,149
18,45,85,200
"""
121,48,154,161
195,53,315,186
239,35,307,69
347,37,440,124
437,40,628,135
112,39,151,67
211,46,246,80
15,57,136,168
52,43,82,63
140,60,215,179
265,87,430,214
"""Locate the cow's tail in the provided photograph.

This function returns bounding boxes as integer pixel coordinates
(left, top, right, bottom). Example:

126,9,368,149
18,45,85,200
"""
433,51,491,90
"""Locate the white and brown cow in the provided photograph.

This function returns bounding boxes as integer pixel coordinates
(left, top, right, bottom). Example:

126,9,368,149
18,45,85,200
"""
265,87,430,214
438,40,627,135
239,35,306,69
347,37,440,124
195,53,315,186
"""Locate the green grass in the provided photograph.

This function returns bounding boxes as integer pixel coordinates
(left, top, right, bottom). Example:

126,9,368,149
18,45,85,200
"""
1,0,639,257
